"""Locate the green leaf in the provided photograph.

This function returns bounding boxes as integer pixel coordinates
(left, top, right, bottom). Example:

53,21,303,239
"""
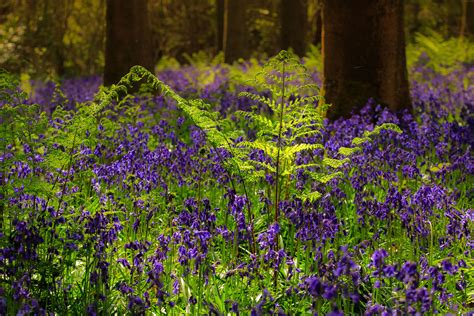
304,191,322,203
338,146,361,156
323,157,349,169
352,137,367,146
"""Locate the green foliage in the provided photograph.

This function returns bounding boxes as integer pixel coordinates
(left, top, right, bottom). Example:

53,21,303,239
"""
234,51,329,205
303,44,323,71
0,72,50,228
227,58,265,92
0,69,27,103
406,31,474,73
1,0,105,78
108,51,402,210
302,33,474,75
1,49,472,314
338,123,403,157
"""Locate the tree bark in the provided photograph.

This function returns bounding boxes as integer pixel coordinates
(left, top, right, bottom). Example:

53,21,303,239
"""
104,0,154,86
461,0,474,39
322,0,411,119
0,0,11,24
312,8,322,46
468,0,474,37
223,0,249,63
281,0,308,56
216,0,225,53
405,0,420,35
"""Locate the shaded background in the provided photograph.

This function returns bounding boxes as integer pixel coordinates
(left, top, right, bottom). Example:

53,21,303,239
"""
1,0,472,79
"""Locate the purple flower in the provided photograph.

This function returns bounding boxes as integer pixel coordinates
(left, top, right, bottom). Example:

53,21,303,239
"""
118,282,134,294
172,279,180,295
397,261,419,285
440,259,457,275
370,248,388,269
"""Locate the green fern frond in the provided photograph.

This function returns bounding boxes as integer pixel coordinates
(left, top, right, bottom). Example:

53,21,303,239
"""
235,111,275,130
238,92,276,108
338,147,361,156
94,56,402,222
239,140,278,160
351,123,402,147
283,143,324,160
303,190,323,203
295,163,321,170
309,171,344,184
323,157,350,169
352,137,367,146
289,130,322,142
247,160,276,173
364,123,402,138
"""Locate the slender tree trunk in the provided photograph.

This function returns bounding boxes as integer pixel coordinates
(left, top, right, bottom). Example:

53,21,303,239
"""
460,0,474,39
216,0,224,53
460,0,467,39
322,0,411,119
467,0,474,37
281,0,308,56
312,8,322,46
52,0,72,77
405,0,420,35
104,0,154,86
223,0,249,63
0,0,11,23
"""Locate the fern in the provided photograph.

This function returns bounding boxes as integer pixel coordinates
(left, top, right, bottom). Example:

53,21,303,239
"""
234,51,333,222
95,52,404,261
102,52,402,211
336,123,403,157
406,31,474,74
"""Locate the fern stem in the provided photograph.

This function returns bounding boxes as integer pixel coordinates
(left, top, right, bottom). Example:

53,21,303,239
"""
220,137,257,255
274,61,286,224
273,59,286,289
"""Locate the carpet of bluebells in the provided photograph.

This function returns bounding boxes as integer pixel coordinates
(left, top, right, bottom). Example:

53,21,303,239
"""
1,60,473,315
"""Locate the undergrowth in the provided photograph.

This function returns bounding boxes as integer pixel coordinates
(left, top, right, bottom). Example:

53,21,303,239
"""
0,51,472,315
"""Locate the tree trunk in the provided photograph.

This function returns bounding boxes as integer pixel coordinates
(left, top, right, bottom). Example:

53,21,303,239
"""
104,0,154,86
0,1,11,23
322,0,411,119
216,0,224,53
405,0,420,36
312,8,322,46
281,0,308,56
467,0,474,37
461,0,474,39
223,0,249,63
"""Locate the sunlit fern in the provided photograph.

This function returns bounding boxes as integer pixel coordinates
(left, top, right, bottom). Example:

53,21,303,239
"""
101,51,402,214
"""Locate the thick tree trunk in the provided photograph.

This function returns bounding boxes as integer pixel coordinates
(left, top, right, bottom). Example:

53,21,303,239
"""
322,0,411,119
223,0,249,63
104,0,154,86
281,0,308,56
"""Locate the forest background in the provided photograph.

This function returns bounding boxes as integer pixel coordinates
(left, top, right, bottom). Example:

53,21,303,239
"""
1,0,473,80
